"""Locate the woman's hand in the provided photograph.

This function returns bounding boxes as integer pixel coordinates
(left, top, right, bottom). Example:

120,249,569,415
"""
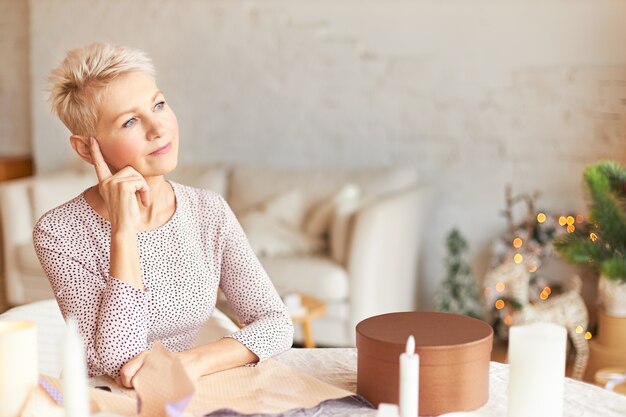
175,339,259,382
89,137,150,232
116,350,149,388
89,137,145,289
175,350,202,382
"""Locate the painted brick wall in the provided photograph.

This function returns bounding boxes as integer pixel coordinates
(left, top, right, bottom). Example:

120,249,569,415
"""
19,0,626,308
0,0,30,156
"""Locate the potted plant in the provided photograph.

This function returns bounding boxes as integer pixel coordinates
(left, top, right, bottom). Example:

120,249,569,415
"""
554,161,626,317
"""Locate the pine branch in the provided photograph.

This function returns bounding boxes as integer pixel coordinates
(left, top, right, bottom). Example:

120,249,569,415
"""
585,165,626,254
553,233,612,269
601,257,626,281
554,161,626,282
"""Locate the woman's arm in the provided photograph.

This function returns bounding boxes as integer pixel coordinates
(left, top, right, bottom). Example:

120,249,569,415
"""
166,195,293,381
212,198,294,361
89,138,147,290
33,138,154,379
33,237,151,378
179,338,257,381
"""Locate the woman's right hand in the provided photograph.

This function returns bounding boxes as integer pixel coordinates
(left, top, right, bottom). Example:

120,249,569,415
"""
89,137,151,232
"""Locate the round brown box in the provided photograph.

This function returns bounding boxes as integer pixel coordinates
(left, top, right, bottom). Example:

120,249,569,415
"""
356,312,493,416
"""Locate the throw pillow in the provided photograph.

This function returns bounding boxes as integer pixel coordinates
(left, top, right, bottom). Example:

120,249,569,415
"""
303,184,361,239
262,189,306,227
238,190,324,257
329,187,363,264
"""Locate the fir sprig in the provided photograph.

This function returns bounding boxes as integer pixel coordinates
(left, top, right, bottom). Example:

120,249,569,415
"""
554,161,626,282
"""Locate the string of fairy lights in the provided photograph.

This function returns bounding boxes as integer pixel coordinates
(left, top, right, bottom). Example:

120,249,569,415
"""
488,211,593,340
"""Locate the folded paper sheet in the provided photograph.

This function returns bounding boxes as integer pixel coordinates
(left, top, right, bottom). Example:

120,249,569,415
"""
133,342,195,417
28,352,352,416
187,359,352,415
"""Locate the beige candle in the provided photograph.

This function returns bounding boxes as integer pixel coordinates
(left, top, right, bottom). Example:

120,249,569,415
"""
508,323,567,417
0,321,38,417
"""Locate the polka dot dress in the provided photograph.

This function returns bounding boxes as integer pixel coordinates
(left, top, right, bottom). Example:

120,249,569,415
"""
33,182,294,378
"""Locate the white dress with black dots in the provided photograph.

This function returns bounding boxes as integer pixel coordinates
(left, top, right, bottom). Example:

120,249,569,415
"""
33,182,294,378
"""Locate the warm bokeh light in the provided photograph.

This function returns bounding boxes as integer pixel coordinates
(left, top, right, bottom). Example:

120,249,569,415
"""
584,332,592,340
567,224,576,233
495,299,505,310
536,213,547,223
496,282,505,292
576,325,583,334
528,264,538,273
576,214,584,223
513,237,523,248
566,216,575,225
590,233,598,242
514,253,523,264
539,287,551,300
558,216,567,226
504,315,513,326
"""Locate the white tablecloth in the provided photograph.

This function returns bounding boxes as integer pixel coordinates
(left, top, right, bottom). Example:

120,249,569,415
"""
274,348,626,417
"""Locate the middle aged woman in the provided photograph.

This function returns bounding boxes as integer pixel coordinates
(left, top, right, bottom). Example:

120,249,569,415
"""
34,43,294,388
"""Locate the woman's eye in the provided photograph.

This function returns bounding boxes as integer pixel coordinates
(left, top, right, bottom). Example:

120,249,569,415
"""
122,118,137,128
154,101,165,111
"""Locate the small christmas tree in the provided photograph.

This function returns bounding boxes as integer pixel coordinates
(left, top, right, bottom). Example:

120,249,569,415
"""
437,228,483,319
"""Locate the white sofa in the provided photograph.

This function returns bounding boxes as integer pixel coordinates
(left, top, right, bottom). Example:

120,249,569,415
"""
0,163,425,346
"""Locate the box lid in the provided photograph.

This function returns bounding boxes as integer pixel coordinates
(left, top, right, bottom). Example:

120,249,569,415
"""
356,312,493,366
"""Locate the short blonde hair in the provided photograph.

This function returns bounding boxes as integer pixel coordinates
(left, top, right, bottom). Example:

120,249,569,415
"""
48,43,156,136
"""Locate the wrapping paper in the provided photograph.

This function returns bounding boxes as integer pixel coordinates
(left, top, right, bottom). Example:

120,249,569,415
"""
185,359,351,415
24,352,352,416
133,343,194,417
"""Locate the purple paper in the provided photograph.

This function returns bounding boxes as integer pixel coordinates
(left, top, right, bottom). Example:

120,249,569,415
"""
166,395,194,417
202,395,373,417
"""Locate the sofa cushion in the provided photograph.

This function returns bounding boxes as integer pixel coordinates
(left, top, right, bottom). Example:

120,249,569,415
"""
259,256,349,303
31,169,96,221
329,194,362,264
239,190,324,257
16,242,45,276
228,165,418,217
257,189,306,227
304,183,361,239
239,211,324,257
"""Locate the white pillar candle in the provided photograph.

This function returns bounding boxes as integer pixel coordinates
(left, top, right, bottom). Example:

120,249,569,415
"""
400,335,419,417
63,318,90,417
0,321,38,417
508,323,567,417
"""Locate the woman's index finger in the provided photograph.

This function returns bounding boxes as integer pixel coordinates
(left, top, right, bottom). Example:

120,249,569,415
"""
89,137,112,181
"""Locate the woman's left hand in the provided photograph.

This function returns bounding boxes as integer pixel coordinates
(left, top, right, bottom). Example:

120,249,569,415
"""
116,350,149,388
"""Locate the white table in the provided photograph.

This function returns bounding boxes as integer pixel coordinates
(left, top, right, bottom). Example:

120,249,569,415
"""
274,348,626,417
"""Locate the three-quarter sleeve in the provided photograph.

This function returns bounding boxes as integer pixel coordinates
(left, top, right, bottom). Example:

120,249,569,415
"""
33,224,150,378
216,197,294,362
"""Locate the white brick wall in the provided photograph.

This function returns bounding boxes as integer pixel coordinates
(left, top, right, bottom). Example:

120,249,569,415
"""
8,0,626,308
0,0,30,156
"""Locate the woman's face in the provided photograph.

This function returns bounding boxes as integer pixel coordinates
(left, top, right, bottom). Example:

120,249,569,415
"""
93,71,179,176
